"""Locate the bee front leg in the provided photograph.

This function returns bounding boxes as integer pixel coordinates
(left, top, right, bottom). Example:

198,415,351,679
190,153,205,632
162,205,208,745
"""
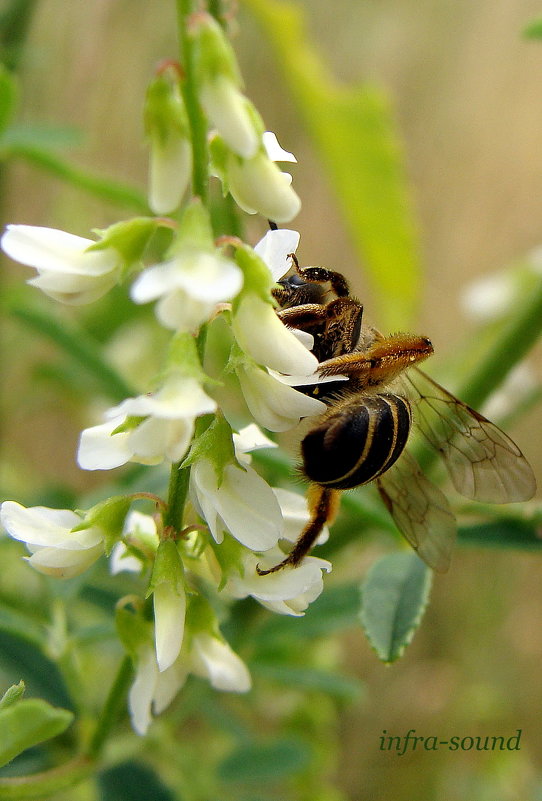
256,486,340,575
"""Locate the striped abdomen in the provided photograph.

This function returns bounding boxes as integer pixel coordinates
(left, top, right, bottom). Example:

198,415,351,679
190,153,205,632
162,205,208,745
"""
301,393,412,490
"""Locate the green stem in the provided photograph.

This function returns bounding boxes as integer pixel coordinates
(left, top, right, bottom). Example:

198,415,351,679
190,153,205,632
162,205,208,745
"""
86,655,133,759
177,0,209,201
164,461,191,532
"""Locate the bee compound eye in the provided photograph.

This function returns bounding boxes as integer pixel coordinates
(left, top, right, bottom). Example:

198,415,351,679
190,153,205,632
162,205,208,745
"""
301,395,412,490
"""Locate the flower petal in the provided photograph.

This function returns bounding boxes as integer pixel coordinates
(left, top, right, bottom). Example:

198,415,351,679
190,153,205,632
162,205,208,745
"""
154,581,186,672
77,417,134,470
129,644,159,736
200,77,259,159
254,228,300,281
233,295,318,375
190,633,251,692
1,225,115,276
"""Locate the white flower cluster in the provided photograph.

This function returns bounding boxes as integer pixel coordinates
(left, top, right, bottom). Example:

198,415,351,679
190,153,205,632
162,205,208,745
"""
0,12,332,736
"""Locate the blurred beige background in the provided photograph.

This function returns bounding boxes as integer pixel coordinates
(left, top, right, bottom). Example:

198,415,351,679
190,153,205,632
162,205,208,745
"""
3,1,542,799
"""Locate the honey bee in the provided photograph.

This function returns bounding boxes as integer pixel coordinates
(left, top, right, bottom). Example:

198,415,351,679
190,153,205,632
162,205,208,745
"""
257,255,536,574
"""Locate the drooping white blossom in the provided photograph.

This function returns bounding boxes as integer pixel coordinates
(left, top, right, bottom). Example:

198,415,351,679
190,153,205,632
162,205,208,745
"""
1,225,120,304
128,631,250,735
110,510,160,575
222,487,331,615
237,361,325,432
148,135,192,215
78,375,217,470
227,149,301,223
200,76,259,159
0,502,104,579
190,458,283,551
153,576,187,673
225,548,331,616
232,293,318,375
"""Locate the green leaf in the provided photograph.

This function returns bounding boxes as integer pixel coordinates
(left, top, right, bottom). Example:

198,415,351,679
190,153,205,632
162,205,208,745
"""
218,737,311,782
256,582,362,642
458,516,542,550
523,18,542,39
3,140,148,212
5,296,136,402
360,552,432,663
251,663,363,701
98,761,177,801
0,65,18,133
0,698,73,768
242,0,421,329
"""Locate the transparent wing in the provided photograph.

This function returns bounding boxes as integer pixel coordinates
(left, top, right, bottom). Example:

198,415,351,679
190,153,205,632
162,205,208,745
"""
377,451,457,572
404,369,536,503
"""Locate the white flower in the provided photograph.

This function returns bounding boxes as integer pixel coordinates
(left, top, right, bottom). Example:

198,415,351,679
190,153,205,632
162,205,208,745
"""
262,131,297,164
1,225,119,304
148,135,192,215
129,643,161,736
0,501,104,579
222,487,331,615
227,149,301,223
200,76,259,159
232,422,277,459
110,510,160,574
186,632,251,691
131,248,242,332
128,632,250,735
225,549,331,616
237,362,325,432
272,487,330,547
232,293,318,375
190,458,283,551
154,577,186,673
254,227,300,281
77,375,217,470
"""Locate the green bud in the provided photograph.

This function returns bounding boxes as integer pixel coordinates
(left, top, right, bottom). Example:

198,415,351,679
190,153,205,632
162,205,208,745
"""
181,413,237,484
147,539,185,598
72,496,132,555
89,217,158,277
191,13,243,89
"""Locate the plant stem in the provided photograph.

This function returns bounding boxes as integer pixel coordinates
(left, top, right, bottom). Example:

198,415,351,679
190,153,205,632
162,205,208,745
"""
176,0,209,202
164,462,191,532
86,655,133,759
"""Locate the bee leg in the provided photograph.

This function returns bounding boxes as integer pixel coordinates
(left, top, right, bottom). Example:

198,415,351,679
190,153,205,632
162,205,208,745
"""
256,486,340,575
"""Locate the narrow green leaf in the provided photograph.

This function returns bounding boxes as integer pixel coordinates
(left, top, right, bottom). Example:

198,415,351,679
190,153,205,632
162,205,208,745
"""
3,140,148,212
0,699,73,768
0,65,18,133
523,19,542,39
458,516,542,550
242,0,421,329
6,298,135,402
218,737,311,782
252,662,363,701
360,552,432,663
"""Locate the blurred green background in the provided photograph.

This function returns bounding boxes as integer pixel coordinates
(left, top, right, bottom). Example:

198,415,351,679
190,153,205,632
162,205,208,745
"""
2,1,542,799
